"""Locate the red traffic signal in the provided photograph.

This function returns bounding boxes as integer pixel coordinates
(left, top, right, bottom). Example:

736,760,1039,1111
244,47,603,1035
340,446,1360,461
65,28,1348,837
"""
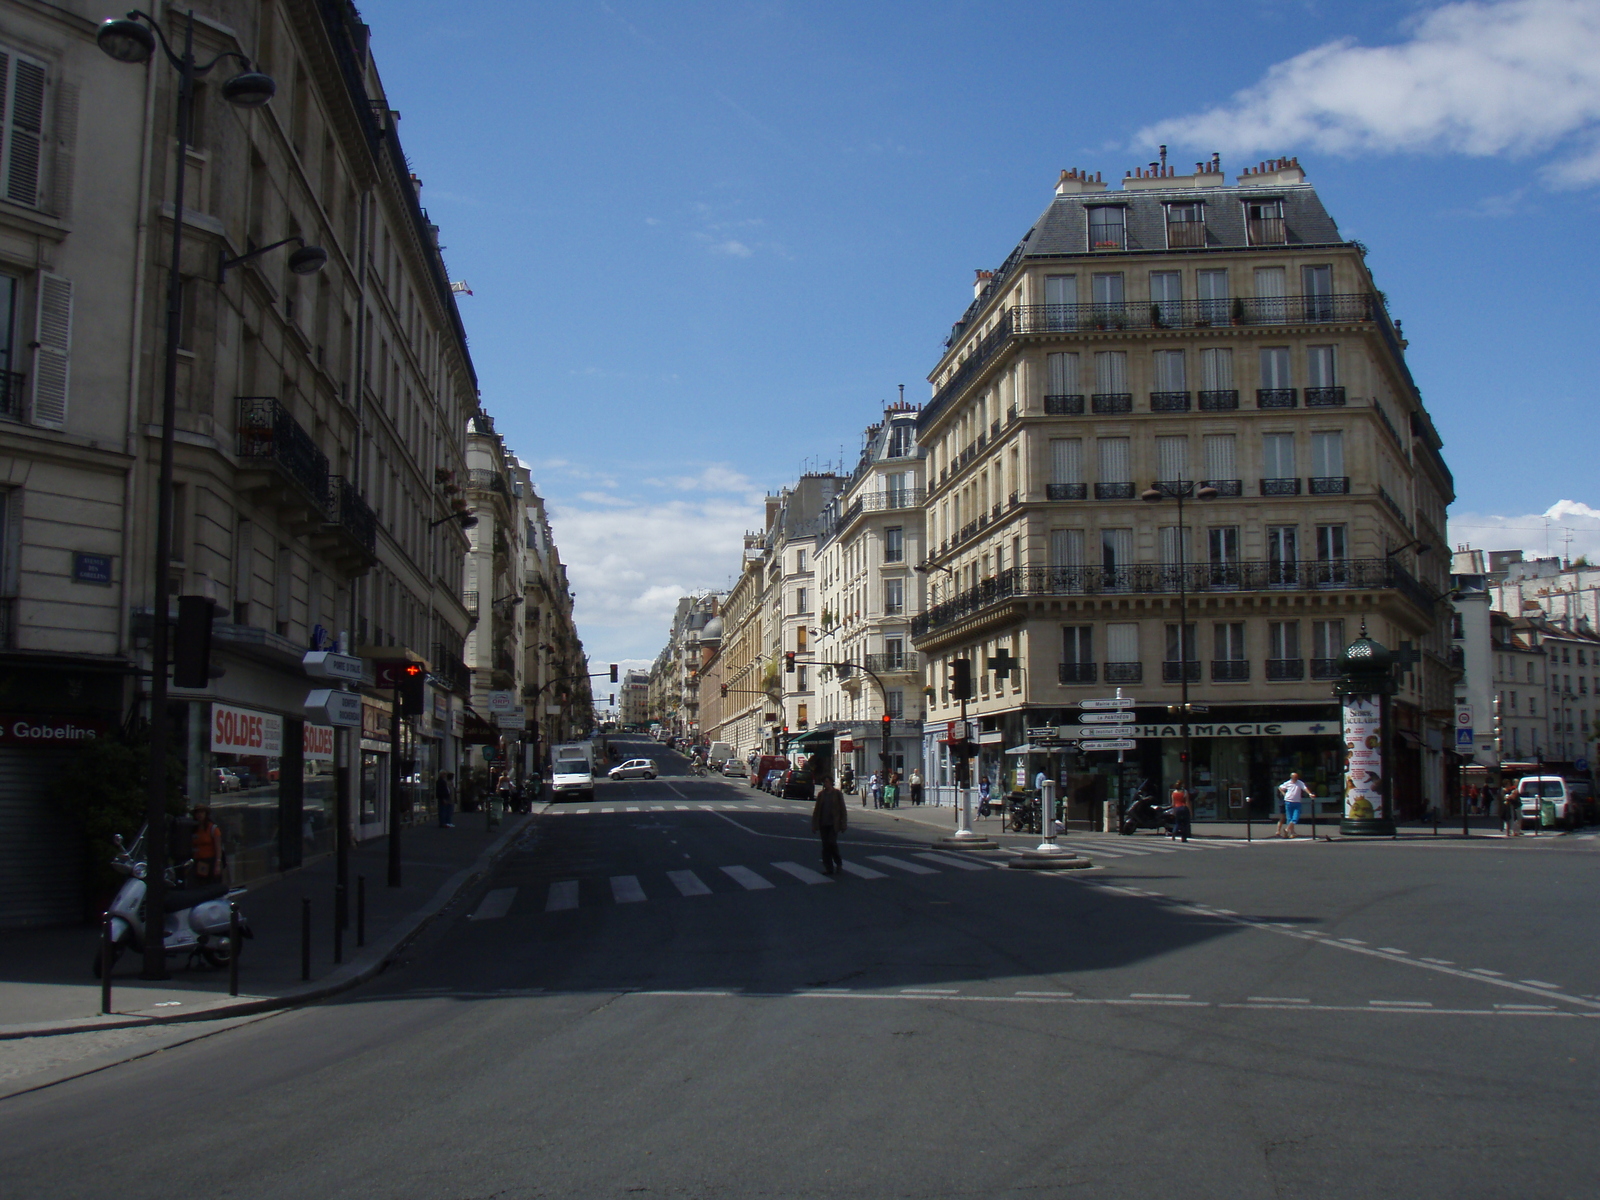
784,651,796,673
396,661,426,715
720,684,728,697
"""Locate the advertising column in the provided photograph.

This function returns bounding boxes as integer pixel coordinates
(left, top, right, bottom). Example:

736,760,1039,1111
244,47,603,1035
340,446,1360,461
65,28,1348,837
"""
1341,696,1384,823
1333,626,1397,837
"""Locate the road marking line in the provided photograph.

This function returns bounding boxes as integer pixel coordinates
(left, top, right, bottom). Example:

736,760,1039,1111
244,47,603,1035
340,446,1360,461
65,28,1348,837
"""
1497,1004,1557,1010
625,806,640,812
1016,990,1074,997
545,881,579,912
868,854,939,875
1378,947,1409,954
721,865,774,890
914,851,991,871
1470,968,1505,977
1131,992,1191,1000
770,861,834,884
610,875,647,904
599,807,615,813
1247,996,1310,1004
470,887,517,920
1338,938,1367,945
667,870,711,896
1520,980,1561,989
674,805,690,810
838,860,887,879
1370,1000,1433,1007
1420,957,1454,965
901,988,958,994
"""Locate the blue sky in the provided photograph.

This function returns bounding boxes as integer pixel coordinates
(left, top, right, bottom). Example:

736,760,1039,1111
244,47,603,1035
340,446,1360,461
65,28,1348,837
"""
361,0,1600,681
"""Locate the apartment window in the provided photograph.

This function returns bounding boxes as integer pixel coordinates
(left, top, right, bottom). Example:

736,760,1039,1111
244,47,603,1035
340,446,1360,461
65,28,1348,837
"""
796,549,807,572
884,577,904,615
886,423,913,458
797,666,807,691
1044,275,1077,329
1150,272,1181,323
1093,351,1128,397
1048,438,1084,499
1198,347,1234,397
1197,269,1229,322
1203,433,1237,491
884,526,904,563
1156,435,1188,484
1260,347,1292,389
1208,526,1239,565
886,471,908,505
1267,525,1299,584
883,636,904,669
1062,625,1094,683
0,48,47,208
1166,203,1205,248
1158,525,1189,567
1049,528,1084,569
797,703,808,728
796,626,807,651
1268,621,1303,678
1046,351,1081,402
1313,619,1345,678
1088,207,1126,250
794,587,808,613
1302,265,1333,319
1153,349,1186,392
1101,529,1133,585
1097,436,1130,483
1247,199,1286,245
1164,623,1199,681
1311,431,1344,478
1213,623,1247,680
1307,346,1337,388
1263,432,1296,483
1316,525,1348,577
0,272,17,417
884,689,904,718
1106,622,1140,681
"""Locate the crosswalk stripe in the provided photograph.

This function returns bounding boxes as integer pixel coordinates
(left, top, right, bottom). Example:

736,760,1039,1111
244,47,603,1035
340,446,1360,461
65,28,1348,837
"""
914,851,992,871
546,881,579,912
674,805,690,810
667,870,712,896
626,806,640,812
698,804,715,810
868,854,939,876
721,865,774,890
611,875,647,903
471,887,517,920
838,860,887,879
599,807,615,813
770,861,834,884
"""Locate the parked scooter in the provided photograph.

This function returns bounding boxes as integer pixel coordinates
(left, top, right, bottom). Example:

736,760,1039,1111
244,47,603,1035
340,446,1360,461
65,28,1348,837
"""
94,828,251,977
1118,790,1175,836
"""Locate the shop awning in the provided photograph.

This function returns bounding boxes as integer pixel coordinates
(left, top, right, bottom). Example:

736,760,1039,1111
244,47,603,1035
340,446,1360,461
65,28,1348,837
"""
786,728,833,748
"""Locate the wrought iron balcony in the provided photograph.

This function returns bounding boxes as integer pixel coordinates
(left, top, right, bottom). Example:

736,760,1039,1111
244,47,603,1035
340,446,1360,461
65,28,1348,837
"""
1256,389,1297,409
468,468,510,495
1150,391,1191,412
1212,660,1250,682
464,590,480,617
1305,387,1346,407
237,396,330,512
1046,483,1087,501
1201,479,1242,497
864,652,920,674
1266,658,1306,681
1163,660,1201,683
911,558,1435,637
1260,477,1301,496
1044,394,1084,415
1309,476,1350,495
325,475,377,557
1310,658,1340,680
1105,661,1142,683
1091,393,1132,414
1095,482,1136,500
0,370,25,419
430,641,470,693
1197,390,1238,411
1058,662,1097,684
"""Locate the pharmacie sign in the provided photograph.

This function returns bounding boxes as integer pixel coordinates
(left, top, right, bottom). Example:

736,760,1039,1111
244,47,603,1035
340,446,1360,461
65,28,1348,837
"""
1052,720,1338,741
211,703,283,755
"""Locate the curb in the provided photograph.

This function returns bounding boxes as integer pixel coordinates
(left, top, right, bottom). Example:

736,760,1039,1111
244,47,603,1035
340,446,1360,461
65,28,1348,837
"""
0,815,532,1041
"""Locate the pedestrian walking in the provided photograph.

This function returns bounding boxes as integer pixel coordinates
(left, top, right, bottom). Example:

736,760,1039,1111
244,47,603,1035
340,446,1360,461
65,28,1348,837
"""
909,767,924,806
187,803,226,885
1169,782,1191,842
884,770,900,809
436,770,455,828
869,771,882,808
1276,771,1313,839
1501,785,1521,837
812,773,847,875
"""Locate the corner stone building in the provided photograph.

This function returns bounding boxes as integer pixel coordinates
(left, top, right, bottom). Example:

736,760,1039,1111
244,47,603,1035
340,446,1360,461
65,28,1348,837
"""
913,158,1455,821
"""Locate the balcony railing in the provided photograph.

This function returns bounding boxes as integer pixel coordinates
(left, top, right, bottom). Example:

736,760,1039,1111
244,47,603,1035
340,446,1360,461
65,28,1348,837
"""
1046,483,1086,500
0,370,25,419
1305,387,1346,407
430,641,470,693
864,652,920,674
464,590,480,617
1095,482,1135,500
1010,294,1377,337
1166,221,1206,248
1091,393,1132,414
325,476,377,556
1201,479,1242,497
1059,662,1097,684
1150,391,1191,412
1163,660,1201,683
237,397,330,511
1260,477,1301,496
1247,216,1286,245
911,558,1434,636
1310,658,1340,680
1309,476,1350,495
468,468,510,495
1266,658,1306,680
1044,394,1084,415
1105,661,1142,683
1212,660,1249,682
1256,389,1297,409
1197,389,1238,411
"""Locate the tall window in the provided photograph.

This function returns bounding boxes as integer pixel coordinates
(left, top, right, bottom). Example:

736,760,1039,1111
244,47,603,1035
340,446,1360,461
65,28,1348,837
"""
1094,351,1127,394
1166,203,1204,247
1150,271,1181,322
0,271,17,418
797,703,809,727
1044,274,1076,329
1088,207,1126,250
1097,436,1131,483
1063,626,1093,665
1269,620,1301,662
885,471,908,506
1214,622,1246,661
1302,264,1333,319
1315,524,1348,585
1313,619,1345,674
1208,526,1240,586
1203,433,1236,485
883,636,904,669
1049,438,1083,485
1267,525,1299,584
1311,432,1344,488
796,626,807,651
883,577,904,615
1106,622,1139,667
884,690,903,717
1156,435,1188,483
1091,272,1125,312
797,666,808,691
1158,525,1189,567
1049,528,1084,568
1254,265,1287,320
1260,347,1292,389
1307,346,1337,388
1199,347,1233,392
886,423,913,458
1165,623,1198,663
1153,349,1186,392
796,549,807,572
0,48,47,208
884,526,904,563
1047,351,1080,397
1102,528,1133,582
1197,269,1229,322
1262,433,1296,480
1247,200,1286,244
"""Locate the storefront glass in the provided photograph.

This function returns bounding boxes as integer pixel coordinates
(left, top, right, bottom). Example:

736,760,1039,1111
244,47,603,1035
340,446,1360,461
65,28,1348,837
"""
207,702,283,882
303,723,337,856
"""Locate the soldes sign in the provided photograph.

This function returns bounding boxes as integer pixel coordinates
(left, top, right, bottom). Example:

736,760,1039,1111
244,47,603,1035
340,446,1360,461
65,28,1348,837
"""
211,703,283,755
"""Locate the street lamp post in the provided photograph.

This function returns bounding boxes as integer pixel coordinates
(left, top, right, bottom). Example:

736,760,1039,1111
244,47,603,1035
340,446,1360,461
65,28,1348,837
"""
1141,480,1217,800
99,10,277,980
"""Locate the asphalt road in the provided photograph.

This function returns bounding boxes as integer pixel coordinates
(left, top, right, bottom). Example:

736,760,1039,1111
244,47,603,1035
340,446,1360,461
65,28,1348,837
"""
4,739,1597,1199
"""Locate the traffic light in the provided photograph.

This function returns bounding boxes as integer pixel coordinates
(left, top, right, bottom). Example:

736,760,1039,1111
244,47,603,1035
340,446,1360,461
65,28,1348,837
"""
609,693,616,706
172,596,216,688
784,651,796,673
720,684,728,698
881,712,892,732
609,664,618,683
950,658,973,700
396,662,427,715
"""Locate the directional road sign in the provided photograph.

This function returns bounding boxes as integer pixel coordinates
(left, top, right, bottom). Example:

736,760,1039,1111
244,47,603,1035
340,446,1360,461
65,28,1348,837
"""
1083,726,1136,738
1080,698,1137,710
302,650,365,681
1079,711,1136,724
1082,738,1137,751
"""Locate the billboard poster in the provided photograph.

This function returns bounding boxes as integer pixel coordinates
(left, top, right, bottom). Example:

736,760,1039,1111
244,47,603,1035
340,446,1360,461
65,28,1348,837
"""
1342,695,1383,820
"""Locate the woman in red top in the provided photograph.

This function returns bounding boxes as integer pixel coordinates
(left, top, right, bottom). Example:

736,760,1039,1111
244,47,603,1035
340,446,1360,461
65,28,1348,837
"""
1169,783,1191,842
190,804,225,884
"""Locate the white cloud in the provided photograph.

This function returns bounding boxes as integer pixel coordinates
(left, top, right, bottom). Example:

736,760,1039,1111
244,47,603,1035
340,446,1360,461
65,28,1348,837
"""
709,239,753,258
1449,499,1600,561
1138,0,1600,186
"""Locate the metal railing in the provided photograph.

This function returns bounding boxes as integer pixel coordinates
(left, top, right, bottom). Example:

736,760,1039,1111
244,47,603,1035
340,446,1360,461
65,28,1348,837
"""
1310,658,1340,680
325,476,377,555
1044,394,1084,415
1095,482,1135,500
864,652,920,674
1105,661,1142,683
1091,393,1132,414
1201,479,1242,497
1256,389,1297,409
429,642,470,693
1046,483,1086,501
0,370,25,419
1059,662,1097,684
1163,660,1201,682
1150,391,1191,412
1305,387,1346,407
468,468,509,495
238,397,330,510
1011,293,1376,336
1166,221,1206,248
911,557,1434,636
1266,659,1305,681
1198,390,1238,411
1212,660,1249,682
464,590,480,617
1260,478,1301,496
1309,476,1350,495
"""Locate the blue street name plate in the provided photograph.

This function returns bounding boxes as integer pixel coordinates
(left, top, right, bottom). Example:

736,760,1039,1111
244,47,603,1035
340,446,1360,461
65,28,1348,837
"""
72,552,113,584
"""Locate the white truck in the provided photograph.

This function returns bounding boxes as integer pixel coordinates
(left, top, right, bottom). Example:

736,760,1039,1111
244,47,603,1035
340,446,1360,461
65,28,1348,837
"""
550,741,596,802
706,741,735,769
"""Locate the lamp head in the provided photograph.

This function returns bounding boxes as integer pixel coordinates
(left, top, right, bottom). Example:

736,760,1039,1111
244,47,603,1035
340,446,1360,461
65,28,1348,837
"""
287,244,328,275
1140,486,1163,503
97,17,156,64
221,70,277,108
1197,484,1218,501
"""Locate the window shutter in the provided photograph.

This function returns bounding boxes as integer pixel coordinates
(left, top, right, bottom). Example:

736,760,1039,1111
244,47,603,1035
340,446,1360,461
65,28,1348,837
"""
31,272,71,428
4,53,45,208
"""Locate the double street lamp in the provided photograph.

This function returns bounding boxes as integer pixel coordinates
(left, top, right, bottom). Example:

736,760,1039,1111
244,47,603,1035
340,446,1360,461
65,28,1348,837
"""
99,11,326,979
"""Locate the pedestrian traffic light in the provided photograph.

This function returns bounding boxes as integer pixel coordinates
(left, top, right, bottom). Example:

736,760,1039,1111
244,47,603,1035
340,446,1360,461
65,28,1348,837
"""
609,664,618,683
172,596,216,688
396,662,427,715
784,651,796,673
950,658,973,700
720,684,728,698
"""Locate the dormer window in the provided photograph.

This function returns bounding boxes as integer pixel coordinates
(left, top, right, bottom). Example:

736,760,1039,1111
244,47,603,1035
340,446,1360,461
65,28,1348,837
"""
1246,199,1286,245
1087,206,1126,251
1166,202,1205,248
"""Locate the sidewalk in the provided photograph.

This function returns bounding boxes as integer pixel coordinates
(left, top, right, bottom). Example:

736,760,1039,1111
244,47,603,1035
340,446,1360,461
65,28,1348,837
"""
0,810,529,1039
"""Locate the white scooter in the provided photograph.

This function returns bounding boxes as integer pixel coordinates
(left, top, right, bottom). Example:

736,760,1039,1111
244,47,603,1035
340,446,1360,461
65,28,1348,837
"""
94,828,251,977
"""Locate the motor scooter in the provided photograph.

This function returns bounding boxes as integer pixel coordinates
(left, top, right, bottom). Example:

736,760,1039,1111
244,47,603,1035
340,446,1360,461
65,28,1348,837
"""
1118,790,1176,836
94,828,251,977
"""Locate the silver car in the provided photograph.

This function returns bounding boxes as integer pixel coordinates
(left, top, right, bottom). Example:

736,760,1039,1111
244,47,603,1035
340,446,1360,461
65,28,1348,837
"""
608,758,658,781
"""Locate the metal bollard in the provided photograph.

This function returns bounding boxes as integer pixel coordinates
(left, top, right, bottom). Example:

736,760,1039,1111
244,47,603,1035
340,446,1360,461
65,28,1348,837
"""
1246,801,1252,842
301,897,311,982
100,913,113,1014
357,874,366,948
228,904,240,997
333,883,345,965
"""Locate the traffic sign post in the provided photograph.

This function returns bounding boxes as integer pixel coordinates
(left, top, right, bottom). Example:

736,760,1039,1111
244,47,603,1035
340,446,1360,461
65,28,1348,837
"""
1082,738,1137,752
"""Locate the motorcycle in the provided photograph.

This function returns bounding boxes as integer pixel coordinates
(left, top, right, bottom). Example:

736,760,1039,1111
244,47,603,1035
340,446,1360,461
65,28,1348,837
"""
94,828,251,977
1118,791,1176,836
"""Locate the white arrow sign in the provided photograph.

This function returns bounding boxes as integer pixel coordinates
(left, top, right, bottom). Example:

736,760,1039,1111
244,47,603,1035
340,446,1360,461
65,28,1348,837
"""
1079,711,1136,724
1081,738,1138,751
1080,698,1137,710
302,651,365,681
1082,726,1136,738
305,688,362,727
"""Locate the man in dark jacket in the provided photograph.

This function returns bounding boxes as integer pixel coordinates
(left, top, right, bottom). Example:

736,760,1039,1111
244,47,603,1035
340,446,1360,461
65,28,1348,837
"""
811,774,848,876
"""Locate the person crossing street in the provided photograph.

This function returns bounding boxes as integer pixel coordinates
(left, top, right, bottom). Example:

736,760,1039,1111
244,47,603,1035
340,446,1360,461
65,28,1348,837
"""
811,773,847,875
1276,771,1313,839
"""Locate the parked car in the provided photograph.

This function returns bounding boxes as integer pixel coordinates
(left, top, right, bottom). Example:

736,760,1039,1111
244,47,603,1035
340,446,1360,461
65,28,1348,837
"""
211,767,240,793
781,768,816,801
721,759,746,778
1517,776,1592,829
750,755,790,788
608,758,659,781
760,769,784,793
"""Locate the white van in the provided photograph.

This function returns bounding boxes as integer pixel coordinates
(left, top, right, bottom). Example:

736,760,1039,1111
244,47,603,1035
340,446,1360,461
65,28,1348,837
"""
1516,776,1592,830
706,741,735,768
